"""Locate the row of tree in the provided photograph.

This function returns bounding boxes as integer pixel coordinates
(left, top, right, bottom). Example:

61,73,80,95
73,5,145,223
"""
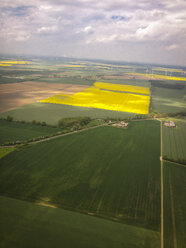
58,116,91,129
1,116,56,128
1,130,69,146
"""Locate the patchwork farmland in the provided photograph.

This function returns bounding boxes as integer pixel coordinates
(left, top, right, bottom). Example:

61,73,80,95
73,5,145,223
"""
0,102,137,125
0,81,89,113
0,56,186,248
0,121,160,231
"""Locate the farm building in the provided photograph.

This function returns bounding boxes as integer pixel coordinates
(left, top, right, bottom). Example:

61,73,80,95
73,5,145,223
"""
112,121,129,128
163,121,176,127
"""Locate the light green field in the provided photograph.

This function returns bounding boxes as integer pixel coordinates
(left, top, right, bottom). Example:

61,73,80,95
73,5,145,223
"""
0,196,160,248
163,120,186,161
0,119,60,145
164,162,186,248
0,103,137,125
0,147,15,159
0,121,160,230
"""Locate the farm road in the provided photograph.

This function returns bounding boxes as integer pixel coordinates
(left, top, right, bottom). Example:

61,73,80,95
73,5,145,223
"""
32,124,108,144
169,172,178,248
160,120,164,248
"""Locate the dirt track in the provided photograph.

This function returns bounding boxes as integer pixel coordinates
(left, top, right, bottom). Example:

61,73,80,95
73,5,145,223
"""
0,81,89,113
160,120,164,248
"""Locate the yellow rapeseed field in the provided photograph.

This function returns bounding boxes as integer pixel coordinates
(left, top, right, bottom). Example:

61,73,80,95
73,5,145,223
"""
152,67,184,73
40,83,150,114
129,73,186,81
0,61,29,64
0,61,29,66
94,82,150,95
0,64,12,66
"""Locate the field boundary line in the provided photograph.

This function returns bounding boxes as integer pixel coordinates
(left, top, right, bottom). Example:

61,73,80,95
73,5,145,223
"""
163,159,186,168
33,124,108,143
169,171,178,248
160,120,164,248
0,124,108,148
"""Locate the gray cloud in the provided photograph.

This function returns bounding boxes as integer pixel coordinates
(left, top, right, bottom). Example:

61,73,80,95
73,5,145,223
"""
0,0,186,65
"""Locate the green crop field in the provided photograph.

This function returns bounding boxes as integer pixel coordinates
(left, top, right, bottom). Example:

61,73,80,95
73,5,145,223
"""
0,119,60,145
0,103,137,125
0,77,25,84
0,196,160,248
37,76,95,85
164,162,186,248
0,121,160,230
151,86,186,113
163,120,186,161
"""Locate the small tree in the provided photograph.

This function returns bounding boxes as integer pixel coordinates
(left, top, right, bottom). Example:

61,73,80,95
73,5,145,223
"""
6,116,13,122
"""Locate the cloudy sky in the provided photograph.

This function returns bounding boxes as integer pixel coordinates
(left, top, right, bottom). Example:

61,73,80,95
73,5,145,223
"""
0,0,186,65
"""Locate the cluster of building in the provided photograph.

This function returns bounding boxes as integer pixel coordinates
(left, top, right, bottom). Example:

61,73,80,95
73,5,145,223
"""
111,121,129,128
163,121,176,127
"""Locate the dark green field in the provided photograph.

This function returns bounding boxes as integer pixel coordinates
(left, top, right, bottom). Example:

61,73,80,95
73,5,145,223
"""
0,119,60,145
164,162,186,248
0,103,137,125
0,121,160,230
0,196,160,248
151,86,186,113
38,76,95,85
163,120,186,161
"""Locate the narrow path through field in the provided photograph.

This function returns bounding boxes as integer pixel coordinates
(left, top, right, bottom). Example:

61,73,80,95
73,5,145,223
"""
160,120,164,248
31,124,108,144
169,171,178,248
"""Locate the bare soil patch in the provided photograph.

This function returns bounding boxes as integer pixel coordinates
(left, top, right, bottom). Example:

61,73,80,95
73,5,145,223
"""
0,81,89,113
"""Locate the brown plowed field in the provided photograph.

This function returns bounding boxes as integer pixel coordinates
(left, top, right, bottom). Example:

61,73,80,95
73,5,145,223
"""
0,81,89,113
